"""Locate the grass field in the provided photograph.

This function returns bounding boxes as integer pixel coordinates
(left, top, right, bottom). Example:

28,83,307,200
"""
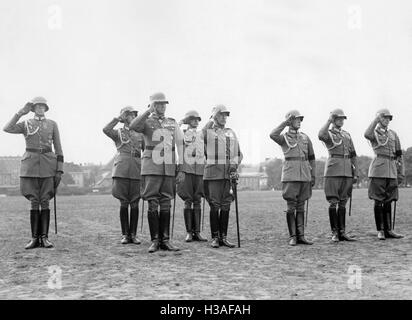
0,188,411,300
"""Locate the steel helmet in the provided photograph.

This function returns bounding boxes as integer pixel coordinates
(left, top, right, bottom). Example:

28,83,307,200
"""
149,92,169,104
330,108,347,119
182,110,201,124
30,96,49,112
213,104,230,117
285,109,303,121
376,108,393,120
119,106,138,123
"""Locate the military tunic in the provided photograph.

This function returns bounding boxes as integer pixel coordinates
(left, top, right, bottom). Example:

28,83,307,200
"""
103,119,144,207
3,114,64,209
365,123,404,202
270,124,315,203
202,121,243,211
318,125,358,205
177,127,205,208
130,110,184,211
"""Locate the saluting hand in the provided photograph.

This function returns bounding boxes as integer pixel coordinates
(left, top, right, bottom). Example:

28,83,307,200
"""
18,102,33,116
285,115,295,127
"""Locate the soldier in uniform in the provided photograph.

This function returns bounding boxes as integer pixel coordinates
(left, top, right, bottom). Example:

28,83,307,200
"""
364,109,404,240
3,97,64,249
202,105,243,249
270,110,315,246
130,92,184,253
177,110,207,242
318,109,358,242
103,106,144,245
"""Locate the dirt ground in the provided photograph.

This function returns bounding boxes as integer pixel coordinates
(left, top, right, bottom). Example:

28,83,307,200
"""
0,188,411,300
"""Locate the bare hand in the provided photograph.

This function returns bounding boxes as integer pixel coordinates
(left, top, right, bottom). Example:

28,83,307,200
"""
328,113,335,124
353,176,358,184
397,175,404,186
18,102,32,116
148,102,156,114
311,176,316,187
285,115,295,126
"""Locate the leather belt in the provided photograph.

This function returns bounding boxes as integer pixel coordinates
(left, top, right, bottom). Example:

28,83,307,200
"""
26,147,52,154
377,154,396,160
120,151,141,158
285,156,306,161
330,154,350,159
145,146,175,151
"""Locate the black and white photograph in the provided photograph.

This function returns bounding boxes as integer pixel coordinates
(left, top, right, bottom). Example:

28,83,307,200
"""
0,0,411,307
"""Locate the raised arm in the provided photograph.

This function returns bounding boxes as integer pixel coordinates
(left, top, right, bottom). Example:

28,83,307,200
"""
130,105,154,133
103,117,120,141
364,115,381,141
269,119,289,145
318,115,333,143
3,103,32,134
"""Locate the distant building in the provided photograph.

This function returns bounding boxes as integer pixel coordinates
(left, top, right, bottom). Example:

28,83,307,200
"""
238,166,268,191
0,156,21,188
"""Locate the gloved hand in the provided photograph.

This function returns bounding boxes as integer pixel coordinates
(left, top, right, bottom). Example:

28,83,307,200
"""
229,167,239,181
54,172,62,188
176,171,185,184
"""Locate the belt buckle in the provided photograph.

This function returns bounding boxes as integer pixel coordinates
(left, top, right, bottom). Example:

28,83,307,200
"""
39,148,44,153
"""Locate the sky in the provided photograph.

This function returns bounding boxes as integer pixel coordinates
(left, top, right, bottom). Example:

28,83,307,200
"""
1,0,412,165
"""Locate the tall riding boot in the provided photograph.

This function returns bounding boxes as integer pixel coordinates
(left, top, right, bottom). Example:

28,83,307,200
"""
120,207,130,244
129,206,141,244
183,208,193,242
25,210,40,249
338,206,356,241
286,210,297,246
296,210,313,245
147,210,160,253
219,210,235,248
40,209,54,248
374,203,385,240
192,208,207,241
329,207,339,242
383,202,404,239
159,210,180,251
210,207,220,248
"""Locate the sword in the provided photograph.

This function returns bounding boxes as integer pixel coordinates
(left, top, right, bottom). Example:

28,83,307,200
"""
54,182,57,234
349,195,352,217
202,197,205,231
305,199,309,228
140,200,145,233
229,171,241,248
393,201,397,230
171,193,176,239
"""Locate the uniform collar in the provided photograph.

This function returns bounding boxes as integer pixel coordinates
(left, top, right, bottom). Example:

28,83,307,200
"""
330,125,342,133
152,113,165,121
123,125,130,130
288,128,298,134
376,124,388,133
213,122,225,130
34,115,46,121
